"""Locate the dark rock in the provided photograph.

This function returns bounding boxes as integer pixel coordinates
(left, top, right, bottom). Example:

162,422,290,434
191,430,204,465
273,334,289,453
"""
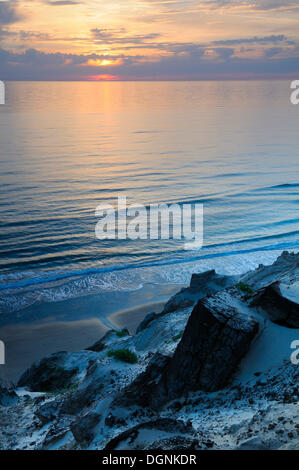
17,352,79,392
113,353,169,407
134,270,237,335
161,270,237,315
251,281,299,328
151,292,259,406
70,411,101,445
36,400,62,425
0,380,17,406
60,378,103,415
148,436,198,450
105,413,126,427
42,420,70,448
104,418,194,450
136,312,158,334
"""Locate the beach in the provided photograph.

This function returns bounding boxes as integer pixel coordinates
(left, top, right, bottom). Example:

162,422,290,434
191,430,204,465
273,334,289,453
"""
0,284,180,383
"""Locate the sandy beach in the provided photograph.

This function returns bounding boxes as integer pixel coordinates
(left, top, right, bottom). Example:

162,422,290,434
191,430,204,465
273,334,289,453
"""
0,284,181,383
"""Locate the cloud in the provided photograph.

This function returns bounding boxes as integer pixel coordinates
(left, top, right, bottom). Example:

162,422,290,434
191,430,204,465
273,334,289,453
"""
163,0,299,13
45,1,82,5
212,35,295,46
1,40,299,80
0,1,23,25
248,0,299,11
91,28,160,45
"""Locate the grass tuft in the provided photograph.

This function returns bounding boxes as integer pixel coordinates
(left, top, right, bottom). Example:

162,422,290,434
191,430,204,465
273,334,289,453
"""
115,329,129,338
235,282,253,294
107,348,138,364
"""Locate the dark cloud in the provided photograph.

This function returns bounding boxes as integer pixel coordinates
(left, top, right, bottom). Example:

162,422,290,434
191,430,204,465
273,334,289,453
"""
264,46,283,57
1,41,299,80
212,35,295,46
91,28,160,45
0,1,23,25
248,0,299,11
45,1,82,5
194,0,299,12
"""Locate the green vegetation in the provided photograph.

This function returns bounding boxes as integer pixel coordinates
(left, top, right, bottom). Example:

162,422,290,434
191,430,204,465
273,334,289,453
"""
166,331,184,344
235,282,253,294
107,348,138,364
115,329,129,338
173,331,183,342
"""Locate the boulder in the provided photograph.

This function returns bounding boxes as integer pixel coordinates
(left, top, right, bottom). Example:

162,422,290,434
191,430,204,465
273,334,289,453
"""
134,270,237,335
0,380,17,406
251,281,299,328
70,411,101,445
36,400,62,425
104,418,194,450
161,269,236,315
113,353,169,407
151,292,259,406
17,352,79,392
136,312,158,334
60,378,104,415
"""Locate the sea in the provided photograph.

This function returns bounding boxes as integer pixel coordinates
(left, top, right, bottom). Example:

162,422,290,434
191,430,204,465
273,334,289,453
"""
0,80,298,320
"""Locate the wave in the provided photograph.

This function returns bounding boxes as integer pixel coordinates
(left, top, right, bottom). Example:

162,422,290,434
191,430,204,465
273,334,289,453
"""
0,241,298,292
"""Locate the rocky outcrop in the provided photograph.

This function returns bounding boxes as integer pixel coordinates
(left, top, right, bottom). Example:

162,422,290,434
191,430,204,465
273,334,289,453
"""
113,353,169,407
17,352,79,392
104,418,195,450
135,269,237,334
251,281,299,328
151,292,259,406
136,312,159,334
1,252,299,451
36,400,62,425
70,411,101,445
0,380,17,406
60,378,104,415
162,269,236,315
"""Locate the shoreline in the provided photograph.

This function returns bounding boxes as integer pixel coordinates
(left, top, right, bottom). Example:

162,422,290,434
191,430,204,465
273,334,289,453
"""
0,288,178,383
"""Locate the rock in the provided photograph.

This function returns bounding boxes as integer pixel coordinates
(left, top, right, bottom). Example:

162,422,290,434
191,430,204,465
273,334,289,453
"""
60,378,104,415
42,420,70,448
104,418,194,450
148,436,198,450
36,400,62,425
134,270,237,335
251,281,299,328
70,411,101,445
162,269,236,315
86,329,129,352
113,353,169,407
105,413,126,427
0,380,17,406
151,292,259,406
17,352,79,392
136,312,158,334
237,437,270,450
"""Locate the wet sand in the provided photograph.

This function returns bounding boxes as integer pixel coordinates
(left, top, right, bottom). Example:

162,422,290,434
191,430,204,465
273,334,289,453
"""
0,283,182,383
0,318,108,384
109,301,166,332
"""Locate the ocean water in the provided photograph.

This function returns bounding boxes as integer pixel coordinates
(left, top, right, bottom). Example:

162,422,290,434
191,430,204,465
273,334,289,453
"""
0,81,298,317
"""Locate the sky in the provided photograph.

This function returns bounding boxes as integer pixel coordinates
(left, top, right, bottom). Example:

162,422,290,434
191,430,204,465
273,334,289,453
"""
1,0,299,80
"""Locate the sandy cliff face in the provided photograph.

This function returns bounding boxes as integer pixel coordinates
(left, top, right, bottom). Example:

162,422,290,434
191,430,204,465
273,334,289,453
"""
0,251,298,450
